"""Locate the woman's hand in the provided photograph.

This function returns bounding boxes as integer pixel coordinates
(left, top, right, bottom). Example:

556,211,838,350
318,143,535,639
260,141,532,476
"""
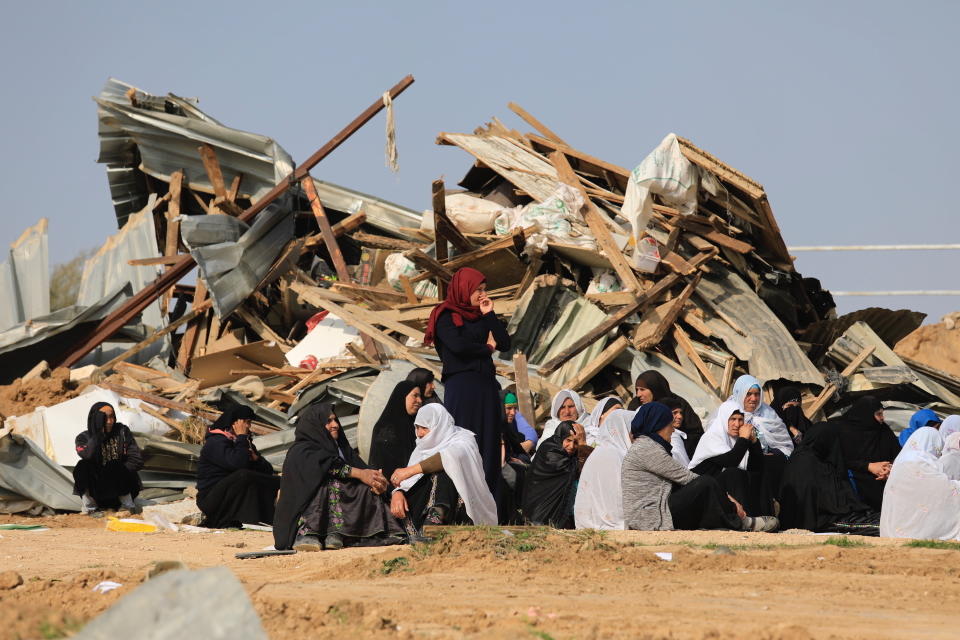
868,461,892,480
354,468,388,494
738,422,753,440
572,422,587,445
390,466,416,487
233,419,251,436
727,493,746,520
479,296,494,314
390,491,408,519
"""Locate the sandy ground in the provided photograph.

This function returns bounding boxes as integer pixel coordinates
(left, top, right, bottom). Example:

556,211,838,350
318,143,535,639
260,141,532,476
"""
2,513,960,639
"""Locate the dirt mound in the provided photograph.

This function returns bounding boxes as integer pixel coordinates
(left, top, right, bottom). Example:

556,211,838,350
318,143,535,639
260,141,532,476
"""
0,367,84,419
895,322,960,378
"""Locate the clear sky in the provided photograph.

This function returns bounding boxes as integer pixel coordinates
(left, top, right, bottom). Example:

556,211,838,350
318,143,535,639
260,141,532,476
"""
1,1,957,323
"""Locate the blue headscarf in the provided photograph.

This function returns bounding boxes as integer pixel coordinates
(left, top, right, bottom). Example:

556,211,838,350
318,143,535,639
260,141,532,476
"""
898,408,941,446
630,402,674,453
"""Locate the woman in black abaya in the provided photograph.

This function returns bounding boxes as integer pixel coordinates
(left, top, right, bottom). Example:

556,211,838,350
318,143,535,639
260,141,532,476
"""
196,405,280,528
627,370,703,457
522,421,591,528
779,422,879,534
406,368,442,405
836,396,901,511
772,386,812,445
368,380,422,483
73,402,143,514
273,403,405,551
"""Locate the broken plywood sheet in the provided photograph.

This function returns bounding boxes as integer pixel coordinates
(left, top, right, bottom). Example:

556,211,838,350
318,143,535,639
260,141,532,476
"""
189,340,287,389
439,133,559,202
694,264,823,385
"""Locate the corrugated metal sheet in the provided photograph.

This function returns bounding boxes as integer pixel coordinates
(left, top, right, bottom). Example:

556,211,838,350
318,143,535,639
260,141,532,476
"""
0,219,49,332
695,263,824,386
801,307,926,352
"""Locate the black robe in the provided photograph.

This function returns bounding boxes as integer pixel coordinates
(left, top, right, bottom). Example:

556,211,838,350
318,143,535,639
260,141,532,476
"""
522,423,578,528
72,402,143,507
836,396,901,511
367,380,418,482
772,386,812,441
780,422,875,532
274,403,379,550
406,367,442,405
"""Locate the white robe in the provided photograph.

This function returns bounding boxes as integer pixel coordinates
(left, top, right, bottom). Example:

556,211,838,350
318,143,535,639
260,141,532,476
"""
574,410,634,530
398,404,497,525
940,431,960,481
880,427,960,540
582,396,623,447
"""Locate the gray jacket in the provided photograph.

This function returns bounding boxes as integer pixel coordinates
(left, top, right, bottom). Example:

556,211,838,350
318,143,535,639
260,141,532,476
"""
621,436,698,530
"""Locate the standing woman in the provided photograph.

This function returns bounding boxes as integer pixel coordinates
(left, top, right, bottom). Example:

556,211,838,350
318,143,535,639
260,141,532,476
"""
424,267,511,495
196,405,280,528
73,402,144,515
368,380,423,483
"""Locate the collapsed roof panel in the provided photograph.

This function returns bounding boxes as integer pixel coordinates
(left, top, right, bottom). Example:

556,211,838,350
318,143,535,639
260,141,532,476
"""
0,219,49,332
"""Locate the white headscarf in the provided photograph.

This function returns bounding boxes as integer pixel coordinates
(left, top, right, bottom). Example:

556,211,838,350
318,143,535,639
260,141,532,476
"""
582,396,624,447
538,389,589,450
398,404,497,525
880,426,960,540
940,432,960,481
939,415,960,442
574,409,634,530
688,402,748,470
705,375,793,458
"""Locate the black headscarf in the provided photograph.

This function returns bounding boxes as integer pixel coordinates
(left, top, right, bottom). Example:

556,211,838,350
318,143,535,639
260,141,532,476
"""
630,401,674,454
208,404,257,436
273,403,368,550
836,396,901,511
772,386,811,436
367,380,419,480
85,402,127,465
406,368,441,405
779,422,871,531
522,421,578,527
627,370,704,444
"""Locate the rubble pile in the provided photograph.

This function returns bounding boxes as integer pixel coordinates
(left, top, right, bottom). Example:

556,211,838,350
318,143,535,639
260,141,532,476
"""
0,75,956,513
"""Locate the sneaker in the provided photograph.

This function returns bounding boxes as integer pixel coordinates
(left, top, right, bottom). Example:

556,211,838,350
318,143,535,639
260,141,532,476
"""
324,533,344,550
84,509,105,519
741,515,780,532
293,534,322,552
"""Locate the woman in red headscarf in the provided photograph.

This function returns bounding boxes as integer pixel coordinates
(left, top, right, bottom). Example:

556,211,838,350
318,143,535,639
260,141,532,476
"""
424,267,511,499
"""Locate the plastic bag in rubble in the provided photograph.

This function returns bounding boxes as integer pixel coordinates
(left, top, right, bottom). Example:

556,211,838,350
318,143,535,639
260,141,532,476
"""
585,269,623,295
622,133,698,269
494,183,594,252
384,253,438,298
443,193,503,234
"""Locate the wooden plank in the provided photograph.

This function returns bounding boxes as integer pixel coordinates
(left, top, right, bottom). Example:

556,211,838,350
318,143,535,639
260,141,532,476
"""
291,282,440,376
549,151,643,293
331,282,408,303
177,278,209,373
537,273,681,376
632,274,701,350
127,256,183,266
198,144,228,199
507,102,568,145
527,134,631,181
512,352,536,426
660,251,695,276
343,303,425,342
673,324,720,391
432,179,475,254
562,335,630,391
398,275,419,304
512,254,543,301
58,75,416,369
721,356,736,398
404,248,454,281
227,173,243,202
160,170,183,316
234,306,292,351
350,231,426,252
675,137,765,200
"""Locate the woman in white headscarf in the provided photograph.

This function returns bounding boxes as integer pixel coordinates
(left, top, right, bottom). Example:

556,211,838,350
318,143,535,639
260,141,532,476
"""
581,396,624,447
389,404,497,532
880,426,960,540
940,431,960,481
537,390,589,450
574,409,634,530
939,415,960,443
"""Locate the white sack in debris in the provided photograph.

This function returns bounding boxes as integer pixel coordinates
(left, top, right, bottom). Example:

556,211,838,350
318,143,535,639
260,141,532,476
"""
494,183,594,252
585,268,623,295
384,253,438,298
284,313,358,367
443,193,503,234
5,386,173,465
622,133,699,269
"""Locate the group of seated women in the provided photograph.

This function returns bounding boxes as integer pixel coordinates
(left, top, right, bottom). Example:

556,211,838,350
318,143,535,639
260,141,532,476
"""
74,367,960,544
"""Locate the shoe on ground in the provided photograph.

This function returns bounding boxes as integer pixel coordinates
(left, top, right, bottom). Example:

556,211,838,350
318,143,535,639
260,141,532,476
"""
742,515,780,532
293,534,322,552
324,533,344,550
84,509,105,519
407,533,433,544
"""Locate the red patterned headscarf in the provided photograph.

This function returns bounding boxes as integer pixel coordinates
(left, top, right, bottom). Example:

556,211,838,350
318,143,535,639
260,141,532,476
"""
423,267,486,346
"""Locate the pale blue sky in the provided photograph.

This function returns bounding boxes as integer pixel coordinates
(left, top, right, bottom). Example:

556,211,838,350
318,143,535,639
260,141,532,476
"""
1,1,957,322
